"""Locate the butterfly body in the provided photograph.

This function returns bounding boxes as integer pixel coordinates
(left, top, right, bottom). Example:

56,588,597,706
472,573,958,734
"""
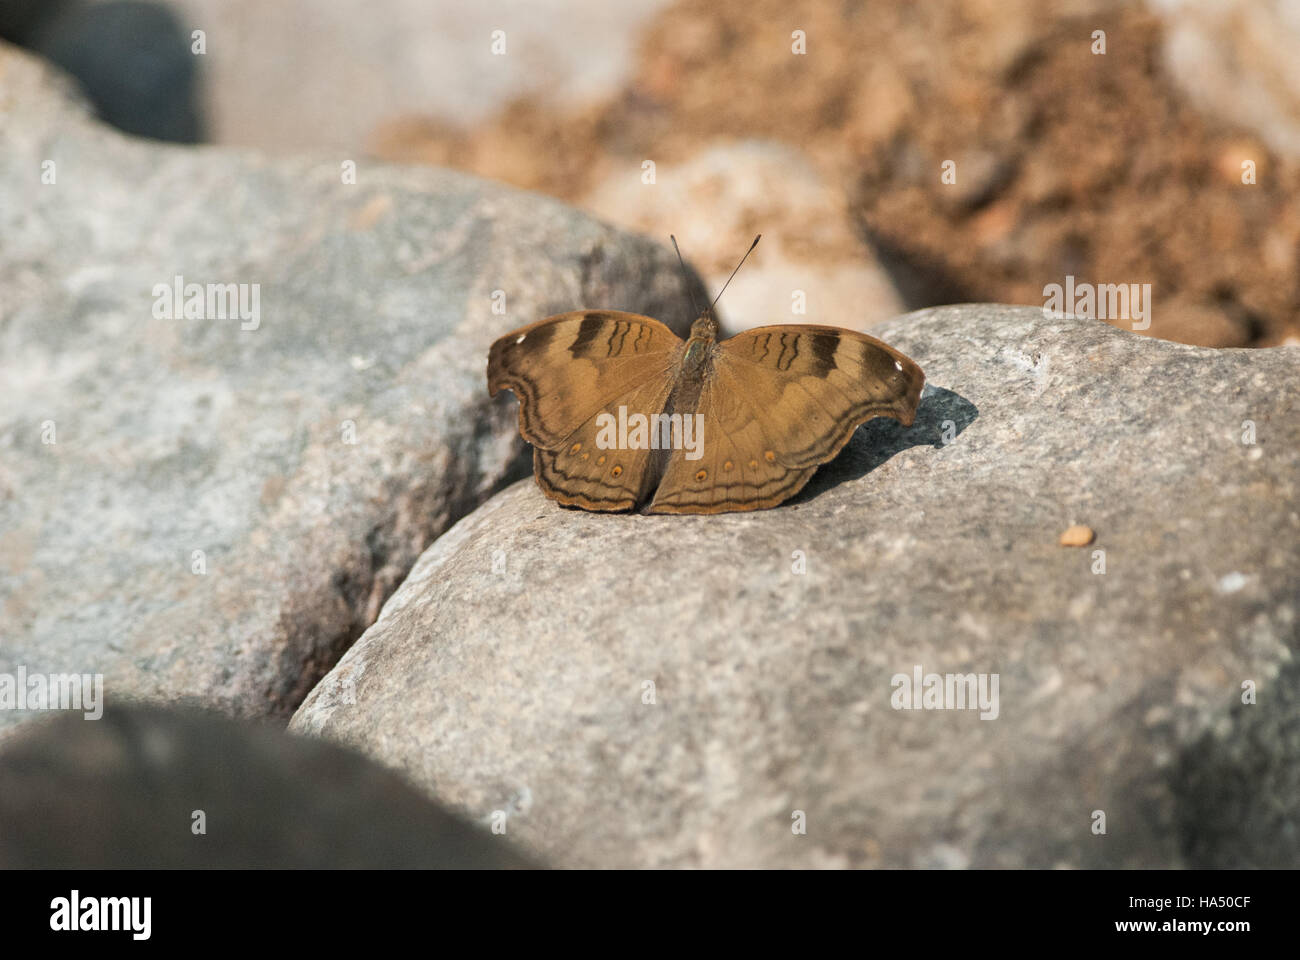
666,320,716,418
680,337,711,373
487,307,924,515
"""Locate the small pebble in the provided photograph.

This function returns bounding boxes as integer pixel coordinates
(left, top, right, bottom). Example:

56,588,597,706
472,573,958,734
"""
1059,524,1095,547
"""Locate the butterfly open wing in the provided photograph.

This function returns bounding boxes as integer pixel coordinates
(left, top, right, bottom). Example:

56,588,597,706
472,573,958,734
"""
647,324,924,514
532,374,677,510
488,310,684,510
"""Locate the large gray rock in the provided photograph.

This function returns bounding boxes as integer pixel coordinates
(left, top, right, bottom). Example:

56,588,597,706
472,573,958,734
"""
291,304,1300,868
0,43,701,736
0,703,535,868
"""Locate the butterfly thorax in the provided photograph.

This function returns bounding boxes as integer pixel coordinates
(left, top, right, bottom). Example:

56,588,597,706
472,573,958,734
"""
682,336,714,374
682,310,719,379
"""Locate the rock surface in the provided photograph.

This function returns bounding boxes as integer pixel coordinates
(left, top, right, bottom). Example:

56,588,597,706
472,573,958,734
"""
292,304,1300,868
0,704,535,868
0,42,702,737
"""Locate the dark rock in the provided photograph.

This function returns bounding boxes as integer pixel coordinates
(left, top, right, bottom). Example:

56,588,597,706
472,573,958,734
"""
0,704,536,868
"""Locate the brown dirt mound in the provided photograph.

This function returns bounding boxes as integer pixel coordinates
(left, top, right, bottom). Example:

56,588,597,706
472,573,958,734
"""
370,0,1300,346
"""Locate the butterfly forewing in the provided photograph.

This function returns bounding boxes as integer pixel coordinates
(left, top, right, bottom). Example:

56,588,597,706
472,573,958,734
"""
718,325,923,455
487,310,684,450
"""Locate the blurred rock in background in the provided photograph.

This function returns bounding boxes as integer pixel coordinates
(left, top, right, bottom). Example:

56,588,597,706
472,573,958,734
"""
0,0,203,141
11,0,1298,344
369,0,1300,347
1153,0,1300,160
165,0,669,151
580,141,905,334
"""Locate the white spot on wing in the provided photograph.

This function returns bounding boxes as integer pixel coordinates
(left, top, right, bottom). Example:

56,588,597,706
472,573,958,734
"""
515,334,526,344
893,360,903,371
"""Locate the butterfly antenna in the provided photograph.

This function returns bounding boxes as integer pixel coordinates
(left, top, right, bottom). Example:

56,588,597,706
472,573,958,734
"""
670,235,703,316
710,234,761,312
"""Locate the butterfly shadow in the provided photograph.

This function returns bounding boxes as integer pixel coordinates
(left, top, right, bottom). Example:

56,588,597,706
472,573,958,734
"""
789,385,978,505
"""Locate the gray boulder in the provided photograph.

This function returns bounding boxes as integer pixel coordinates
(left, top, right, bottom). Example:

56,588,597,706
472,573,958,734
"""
291,304,1300,868
0,42,702,737
0,703,535,868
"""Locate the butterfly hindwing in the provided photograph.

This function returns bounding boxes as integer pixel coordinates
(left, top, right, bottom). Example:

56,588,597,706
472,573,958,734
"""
647,360,818,513
533,373,677,511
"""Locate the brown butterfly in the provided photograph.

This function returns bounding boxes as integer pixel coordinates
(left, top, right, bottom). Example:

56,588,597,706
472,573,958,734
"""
486,236,925,514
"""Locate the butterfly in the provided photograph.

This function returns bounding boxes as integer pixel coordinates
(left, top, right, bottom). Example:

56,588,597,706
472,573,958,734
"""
486,236,925,514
